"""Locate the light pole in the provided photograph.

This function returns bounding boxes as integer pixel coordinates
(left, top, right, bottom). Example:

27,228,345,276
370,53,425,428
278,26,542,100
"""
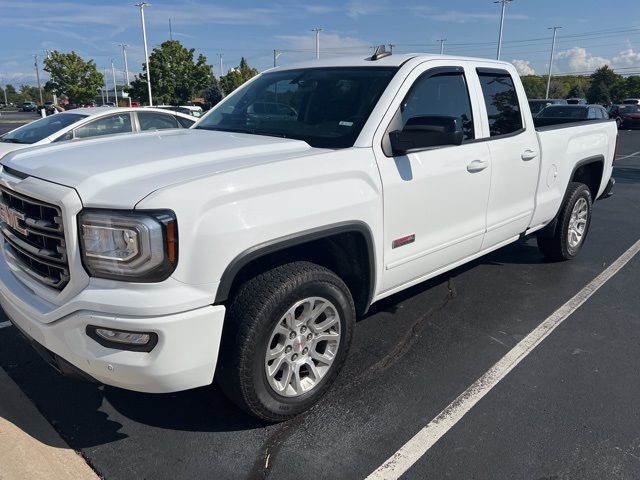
545,26,562,100
217,53,224,76
43,49,57,104
495,0,512,60
135,2,153,106
311,28,322,59
119,44,130,86
104,67,109,103
33,54,44,105
273,49,282,68
437,38,446,54
111,59,118,105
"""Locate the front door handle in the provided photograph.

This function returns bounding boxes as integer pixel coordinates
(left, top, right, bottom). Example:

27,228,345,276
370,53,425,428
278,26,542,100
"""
467,159,489,173
521,149,538,161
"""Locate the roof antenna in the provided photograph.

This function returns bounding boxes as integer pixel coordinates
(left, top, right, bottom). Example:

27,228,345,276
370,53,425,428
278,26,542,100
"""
370,44,391,61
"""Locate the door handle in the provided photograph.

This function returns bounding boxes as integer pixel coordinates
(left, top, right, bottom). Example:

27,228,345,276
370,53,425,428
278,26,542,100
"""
521,149,538,161
467,159,489,173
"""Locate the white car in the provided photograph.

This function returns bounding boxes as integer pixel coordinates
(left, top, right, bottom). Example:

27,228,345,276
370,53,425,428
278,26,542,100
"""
0,52,616,422
0,107,196,158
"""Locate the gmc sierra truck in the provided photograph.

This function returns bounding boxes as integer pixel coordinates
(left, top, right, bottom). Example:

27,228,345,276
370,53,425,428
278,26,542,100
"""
0,51,616,421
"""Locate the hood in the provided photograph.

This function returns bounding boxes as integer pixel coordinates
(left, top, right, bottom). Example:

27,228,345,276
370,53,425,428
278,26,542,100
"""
0,142,30,160
1,129,324,208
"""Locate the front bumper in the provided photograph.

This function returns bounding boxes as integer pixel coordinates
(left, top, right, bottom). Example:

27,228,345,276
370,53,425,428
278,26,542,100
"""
0,278,226,393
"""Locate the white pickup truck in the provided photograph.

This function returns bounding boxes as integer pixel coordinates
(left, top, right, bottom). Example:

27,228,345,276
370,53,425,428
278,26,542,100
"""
0,52,616,421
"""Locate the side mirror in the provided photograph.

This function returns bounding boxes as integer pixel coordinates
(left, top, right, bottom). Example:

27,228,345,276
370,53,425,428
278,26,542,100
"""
389,115,464,155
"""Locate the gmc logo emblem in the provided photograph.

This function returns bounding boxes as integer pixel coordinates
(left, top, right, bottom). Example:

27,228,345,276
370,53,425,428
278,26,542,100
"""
0,202,27,235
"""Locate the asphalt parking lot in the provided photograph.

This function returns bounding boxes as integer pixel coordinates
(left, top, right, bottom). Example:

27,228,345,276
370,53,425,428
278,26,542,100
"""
0,118,639,479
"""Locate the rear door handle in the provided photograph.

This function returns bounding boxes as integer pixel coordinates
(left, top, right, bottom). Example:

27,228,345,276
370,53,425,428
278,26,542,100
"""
521,149,538,161
467,159,489,173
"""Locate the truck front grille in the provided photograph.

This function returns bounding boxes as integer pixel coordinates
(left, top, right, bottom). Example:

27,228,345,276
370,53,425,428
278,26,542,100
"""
0,186,69,290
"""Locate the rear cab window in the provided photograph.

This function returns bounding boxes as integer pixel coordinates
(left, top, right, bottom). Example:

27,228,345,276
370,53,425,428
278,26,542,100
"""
476,68,523,137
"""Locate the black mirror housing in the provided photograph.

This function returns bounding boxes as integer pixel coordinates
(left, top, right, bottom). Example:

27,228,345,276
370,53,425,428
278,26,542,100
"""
390,115,464,155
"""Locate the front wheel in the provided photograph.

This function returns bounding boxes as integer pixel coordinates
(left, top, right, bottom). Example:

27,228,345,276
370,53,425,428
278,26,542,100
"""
616,117,623,129
537,182,592,261
217,261,355,422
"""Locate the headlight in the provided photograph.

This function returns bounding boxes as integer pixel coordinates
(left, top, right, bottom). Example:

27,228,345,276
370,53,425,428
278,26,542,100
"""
78,209,178,282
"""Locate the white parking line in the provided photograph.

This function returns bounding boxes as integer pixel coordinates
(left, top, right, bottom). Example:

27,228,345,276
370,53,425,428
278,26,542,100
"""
615,150,640,161
367,238,640,480
0,321,12,329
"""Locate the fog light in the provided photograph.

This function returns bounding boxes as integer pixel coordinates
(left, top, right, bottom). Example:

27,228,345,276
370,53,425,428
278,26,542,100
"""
96,329,150,345
86,326,158,352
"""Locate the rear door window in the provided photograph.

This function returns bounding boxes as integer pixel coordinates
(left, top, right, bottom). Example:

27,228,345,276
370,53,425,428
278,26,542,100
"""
137,112,180,131
477,69,523,137
74,113,133,139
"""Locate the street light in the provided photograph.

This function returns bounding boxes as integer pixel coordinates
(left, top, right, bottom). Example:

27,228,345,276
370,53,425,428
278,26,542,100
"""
33,54,44,105
437,38,447,55
111,59,118,105
217,53,224,76
118,44,131,87
311,28,322,59
545,26,562,99
135,2,153,106
494,0,512,60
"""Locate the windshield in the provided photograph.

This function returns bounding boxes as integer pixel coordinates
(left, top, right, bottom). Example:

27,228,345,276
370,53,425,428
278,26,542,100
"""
0,113,87,144
538,106,588,119
620,105,640,113
196,67,398,148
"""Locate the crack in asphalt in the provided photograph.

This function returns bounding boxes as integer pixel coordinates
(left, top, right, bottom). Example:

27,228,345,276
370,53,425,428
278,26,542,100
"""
249,277,457,479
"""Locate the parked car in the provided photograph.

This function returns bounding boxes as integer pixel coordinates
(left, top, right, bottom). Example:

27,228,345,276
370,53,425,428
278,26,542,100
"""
0,107,196,158
622,98,640,105
0,53,616,422
566,97,587,105
21,101,38,112
156,105,203,117
608,104,640,129
528,98,567,116
535,104,609,126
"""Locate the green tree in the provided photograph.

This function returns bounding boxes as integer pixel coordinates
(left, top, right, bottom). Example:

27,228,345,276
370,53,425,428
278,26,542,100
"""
588,65,623,103
204,76,224,106
547,79,568,99
588,81,610,104
128,40,212,105
626,76,640,98
520,75,545,98
219,57,259,95
567,84,585,98
43,51,103,104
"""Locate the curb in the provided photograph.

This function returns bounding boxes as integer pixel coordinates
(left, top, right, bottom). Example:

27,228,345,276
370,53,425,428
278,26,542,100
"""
0,367,99,480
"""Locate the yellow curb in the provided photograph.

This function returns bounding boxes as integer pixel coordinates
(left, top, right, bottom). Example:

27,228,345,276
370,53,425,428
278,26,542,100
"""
0,368,99,480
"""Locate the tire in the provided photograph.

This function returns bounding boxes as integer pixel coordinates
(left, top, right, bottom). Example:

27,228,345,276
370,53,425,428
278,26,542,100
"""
616,117,623,129
216,261,355,422
537,182,592,261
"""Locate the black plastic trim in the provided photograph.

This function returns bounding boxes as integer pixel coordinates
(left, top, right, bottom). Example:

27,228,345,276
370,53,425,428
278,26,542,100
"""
465,127,527,143
476,67,513,76
597,177,615,200
214,221,377,308
86,325,159,353
1,165,29,179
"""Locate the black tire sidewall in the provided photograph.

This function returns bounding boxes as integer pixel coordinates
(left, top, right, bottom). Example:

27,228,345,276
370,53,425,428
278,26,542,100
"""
248,272,354,419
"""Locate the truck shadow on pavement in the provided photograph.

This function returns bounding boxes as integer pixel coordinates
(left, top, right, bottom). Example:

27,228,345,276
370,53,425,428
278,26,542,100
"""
0,237,548,453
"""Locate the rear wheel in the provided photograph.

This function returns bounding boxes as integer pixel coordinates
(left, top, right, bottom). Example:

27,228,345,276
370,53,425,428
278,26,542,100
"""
616,117,623,129
217,261,355,422
537,182,592,261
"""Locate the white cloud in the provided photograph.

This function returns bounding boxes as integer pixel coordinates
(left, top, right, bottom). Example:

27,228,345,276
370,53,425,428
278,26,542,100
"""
275,32,371,56
612,48,640,67
512,59,535,76
554,47,609,73
429,10,531,23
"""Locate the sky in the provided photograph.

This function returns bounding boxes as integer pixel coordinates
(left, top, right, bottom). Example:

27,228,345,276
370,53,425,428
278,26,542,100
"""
0,0,639,88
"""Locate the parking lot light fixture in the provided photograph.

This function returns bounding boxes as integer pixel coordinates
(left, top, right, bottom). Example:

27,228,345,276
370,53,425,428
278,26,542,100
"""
494,0,512,60
135,2,153,106
311,28,322,59
545,26,562,100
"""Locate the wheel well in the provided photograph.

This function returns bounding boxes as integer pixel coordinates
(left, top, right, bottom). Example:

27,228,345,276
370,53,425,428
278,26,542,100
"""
571,160,603,199
219,230,374,317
